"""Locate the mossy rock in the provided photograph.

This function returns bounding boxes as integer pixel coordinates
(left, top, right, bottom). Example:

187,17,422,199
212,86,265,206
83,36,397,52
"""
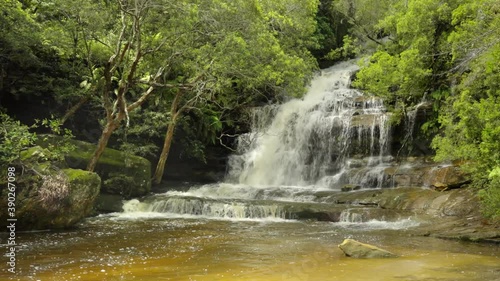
0,167,100,230
38,135,151,198
20,146,53,163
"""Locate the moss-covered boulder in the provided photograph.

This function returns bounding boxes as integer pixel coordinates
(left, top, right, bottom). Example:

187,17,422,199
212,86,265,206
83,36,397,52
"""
39,135,151,198
0,156,101,230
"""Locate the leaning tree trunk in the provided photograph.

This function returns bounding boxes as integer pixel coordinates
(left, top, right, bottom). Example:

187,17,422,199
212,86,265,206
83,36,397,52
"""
61,95,91,125
87,120,119,172
153,91,183,184
153,116,178,184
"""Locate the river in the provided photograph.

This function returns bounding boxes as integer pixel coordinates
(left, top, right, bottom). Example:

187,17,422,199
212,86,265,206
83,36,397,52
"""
4,206,499,280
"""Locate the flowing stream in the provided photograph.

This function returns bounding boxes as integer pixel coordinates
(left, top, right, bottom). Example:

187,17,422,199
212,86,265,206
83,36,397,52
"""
3,215,500,281
2,61,499,280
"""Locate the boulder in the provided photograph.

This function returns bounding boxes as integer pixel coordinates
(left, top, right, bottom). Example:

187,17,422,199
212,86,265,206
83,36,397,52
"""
338,239,398,258
426,166,471,191
53,169,101,226
0,162,100,230
38,135,151,198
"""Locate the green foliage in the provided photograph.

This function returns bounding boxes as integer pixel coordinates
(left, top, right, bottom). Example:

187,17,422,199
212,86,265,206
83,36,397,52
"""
430,0,499,218
0,111,76,169
324,35,360,61
388,106,403,126
332,0,398,47
38,117,76,162
116,109,167,158
353,0,457,106
0,0,40,66
192,0,318,99
432,42,500,217
478,169,500,219
0,113,38,166
1,0,52,100
3,0,499,213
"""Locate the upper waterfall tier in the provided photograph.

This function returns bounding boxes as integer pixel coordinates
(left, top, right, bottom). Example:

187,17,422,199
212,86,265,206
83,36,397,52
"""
226,60,392,188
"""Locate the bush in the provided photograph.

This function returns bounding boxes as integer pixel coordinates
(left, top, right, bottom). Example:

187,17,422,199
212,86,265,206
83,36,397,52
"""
478,169,500,219
0,113,75,168
0,113,37,167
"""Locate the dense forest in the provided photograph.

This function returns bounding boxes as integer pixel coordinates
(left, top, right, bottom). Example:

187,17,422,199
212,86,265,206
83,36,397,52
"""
1,0,499,218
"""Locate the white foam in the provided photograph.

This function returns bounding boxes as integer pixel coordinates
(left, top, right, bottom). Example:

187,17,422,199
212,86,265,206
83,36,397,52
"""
104,210,293,223
336,218,420,230
161,183,322,202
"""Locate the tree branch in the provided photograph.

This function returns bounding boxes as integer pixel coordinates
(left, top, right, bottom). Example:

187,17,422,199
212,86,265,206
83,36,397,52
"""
137,80,190,89
127,65,165,111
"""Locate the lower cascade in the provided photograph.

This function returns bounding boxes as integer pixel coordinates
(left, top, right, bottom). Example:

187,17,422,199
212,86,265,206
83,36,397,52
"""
123,197,287,220
121,61,415,221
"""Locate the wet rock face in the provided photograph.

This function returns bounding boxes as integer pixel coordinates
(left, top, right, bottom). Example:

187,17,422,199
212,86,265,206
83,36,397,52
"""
380,158,471,189
338,239,398,258
321,187,482,219
391,102,434,157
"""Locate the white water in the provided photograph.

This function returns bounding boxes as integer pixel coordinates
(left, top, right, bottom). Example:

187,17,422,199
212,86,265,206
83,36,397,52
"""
336,218,420,230
115,199,289,222
227,60,391,188
117,61,413,226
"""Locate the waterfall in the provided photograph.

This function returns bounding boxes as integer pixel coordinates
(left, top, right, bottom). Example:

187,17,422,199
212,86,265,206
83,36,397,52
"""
227,60,392,189
116,61,403,222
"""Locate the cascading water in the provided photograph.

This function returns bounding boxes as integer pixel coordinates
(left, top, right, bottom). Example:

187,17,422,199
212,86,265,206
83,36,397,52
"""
118,61,402,222
122,197,287,220
227,60,392,188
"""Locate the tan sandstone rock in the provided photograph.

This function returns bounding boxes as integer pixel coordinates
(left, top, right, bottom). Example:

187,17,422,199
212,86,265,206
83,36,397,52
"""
338,239,398,258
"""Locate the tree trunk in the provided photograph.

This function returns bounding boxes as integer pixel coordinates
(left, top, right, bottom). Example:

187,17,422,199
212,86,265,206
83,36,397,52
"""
87,120,119,172
61,95,91,125
153,116,178,184
153,91,183,184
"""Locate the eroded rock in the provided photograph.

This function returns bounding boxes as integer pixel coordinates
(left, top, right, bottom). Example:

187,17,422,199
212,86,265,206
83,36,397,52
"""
426,166,471,191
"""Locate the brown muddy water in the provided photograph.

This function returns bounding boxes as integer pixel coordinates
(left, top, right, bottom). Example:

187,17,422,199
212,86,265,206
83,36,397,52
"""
1,214,499,281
